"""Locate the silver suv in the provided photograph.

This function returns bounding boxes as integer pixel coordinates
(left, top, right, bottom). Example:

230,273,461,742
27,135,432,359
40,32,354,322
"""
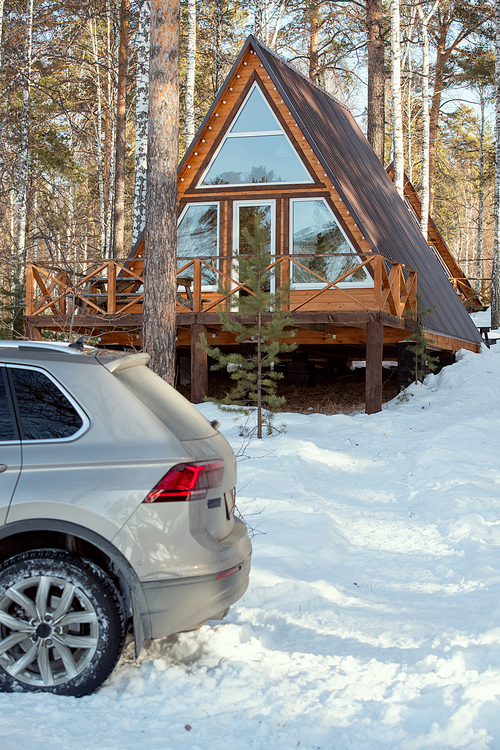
0,341,251,696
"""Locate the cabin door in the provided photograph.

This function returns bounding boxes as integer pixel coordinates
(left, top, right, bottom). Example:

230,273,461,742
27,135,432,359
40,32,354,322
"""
233,201,275,293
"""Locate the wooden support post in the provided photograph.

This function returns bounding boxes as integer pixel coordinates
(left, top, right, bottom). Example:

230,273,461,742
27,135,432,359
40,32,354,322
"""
193,259,201,313
25,263,34,316
108,262,116,314
366,320,383,414
190,324,208,404
25,321,42,341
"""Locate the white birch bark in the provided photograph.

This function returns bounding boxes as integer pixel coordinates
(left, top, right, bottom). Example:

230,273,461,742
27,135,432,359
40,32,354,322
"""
16,0,34,279
214,0,222,92
132,0,150,246
185,0,196,146
269,0,285,48
417,0,439,239
492,0,500,329
105,0,118,259
254,0,265,42
90,19,106,257
390,0,404,197
32,189,38,261
476,87,485,294
0,0,5,70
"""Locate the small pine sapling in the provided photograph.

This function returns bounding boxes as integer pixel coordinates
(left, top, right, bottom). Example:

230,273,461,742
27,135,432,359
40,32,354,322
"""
405,293,439,384
201,215,297,438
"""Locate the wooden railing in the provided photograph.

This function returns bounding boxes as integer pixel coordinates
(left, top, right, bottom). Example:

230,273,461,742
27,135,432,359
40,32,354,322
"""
25,254,417,320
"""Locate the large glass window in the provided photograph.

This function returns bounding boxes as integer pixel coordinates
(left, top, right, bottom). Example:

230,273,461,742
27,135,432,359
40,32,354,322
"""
177,204,219,287
0,370,16,441
9,368,84,441
291,199,372,287
198,84,312,187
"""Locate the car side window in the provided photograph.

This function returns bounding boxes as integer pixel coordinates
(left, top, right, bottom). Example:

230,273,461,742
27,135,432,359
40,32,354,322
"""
9,367,83,441
0,369,17,441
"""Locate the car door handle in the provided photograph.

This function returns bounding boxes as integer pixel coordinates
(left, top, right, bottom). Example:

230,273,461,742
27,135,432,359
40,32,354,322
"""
0,465,7,474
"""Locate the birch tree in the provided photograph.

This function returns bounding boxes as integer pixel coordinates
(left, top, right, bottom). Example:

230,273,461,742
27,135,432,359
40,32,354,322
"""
15,0,34,299
492,0,500,329
113,0,130,259
417,0,439,238
133,0,150,246
390,0,403,196
477,87,486,293
142,0,179,382
90,19,106,257
185,0,196,145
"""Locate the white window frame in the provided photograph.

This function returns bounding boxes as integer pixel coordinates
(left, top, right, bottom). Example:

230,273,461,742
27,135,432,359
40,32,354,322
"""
233,199,276,294
177,202,219,291
289,197,374,290
196,82,313,189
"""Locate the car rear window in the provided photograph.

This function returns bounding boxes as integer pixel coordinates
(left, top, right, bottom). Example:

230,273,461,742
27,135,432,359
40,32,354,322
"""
9,367,84,441
0,370,16,441
114,366,216,441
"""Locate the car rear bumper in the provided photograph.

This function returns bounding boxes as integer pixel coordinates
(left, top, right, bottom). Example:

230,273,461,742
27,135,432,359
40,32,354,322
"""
140,553,251,639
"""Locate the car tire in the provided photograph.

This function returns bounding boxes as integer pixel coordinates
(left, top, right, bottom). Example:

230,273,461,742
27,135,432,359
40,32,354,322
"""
0,549,126,697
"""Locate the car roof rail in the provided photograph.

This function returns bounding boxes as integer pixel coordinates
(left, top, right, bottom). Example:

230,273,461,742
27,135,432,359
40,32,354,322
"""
0,340,94,354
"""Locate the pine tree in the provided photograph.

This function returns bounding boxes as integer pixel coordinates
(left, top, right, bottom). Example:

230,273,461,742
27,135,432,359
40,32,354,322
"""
201,215,296,438
405,294,438,384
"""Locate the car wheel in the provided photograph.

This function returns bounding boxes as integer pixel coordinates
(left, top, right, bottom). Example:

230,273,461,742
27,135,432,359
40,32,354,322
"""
0,549,126,697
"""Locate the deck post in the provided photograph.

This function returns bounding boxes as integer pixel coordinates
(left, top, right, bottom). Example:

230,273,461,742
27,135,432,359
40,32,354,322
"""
190,324,208,403
25,321,42,341
365,319,383,414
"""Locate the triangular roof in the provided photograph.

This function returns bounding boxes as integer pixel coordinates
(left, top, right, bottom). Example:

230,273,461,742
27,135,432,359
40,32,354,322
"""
179,35,481,347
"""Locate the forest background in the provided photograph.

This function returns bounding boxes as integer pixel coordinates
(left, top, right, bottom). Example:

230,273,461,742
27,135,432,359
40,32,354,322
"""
0,0,495,340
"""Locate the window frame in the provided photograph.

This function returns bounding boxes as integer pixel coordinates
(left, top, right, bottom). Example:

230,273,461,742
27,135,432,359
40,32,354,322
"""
196,82,314,189
289,197,374,290
177,201,220,291
233,199,277,293
5,364,90,443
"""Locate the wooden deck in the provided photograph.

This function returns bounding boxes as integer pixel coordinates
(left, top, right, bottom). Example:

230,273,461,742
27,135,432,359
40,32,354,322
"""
25,253,418,326
24,253,480,414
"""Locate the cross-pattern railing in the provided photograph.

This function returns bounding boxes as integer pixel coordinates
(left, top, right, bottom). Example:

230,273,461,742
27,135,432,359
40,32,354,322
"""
25,254,417,320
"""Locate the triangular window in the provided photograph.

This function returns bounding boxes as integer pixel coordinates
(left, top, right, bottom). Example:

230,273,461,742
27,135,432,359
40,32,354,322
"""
198,83,313,187
291,198,373,287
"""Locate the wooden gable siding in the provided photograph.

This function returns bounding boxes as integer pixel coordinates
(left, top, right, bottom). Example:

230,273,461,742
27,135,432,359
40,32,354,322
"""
177,43,373,256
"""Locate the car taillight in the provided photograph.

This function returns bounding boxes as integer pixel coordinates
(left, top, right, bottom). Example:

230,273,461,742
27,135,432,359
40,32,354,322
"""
143,461,224,503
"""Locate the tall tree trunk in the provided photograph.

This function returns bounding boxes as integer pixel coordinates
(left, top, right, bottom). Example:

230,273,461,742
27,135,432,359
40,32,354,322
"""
417,0,438,238
90,19,106,257
185,0,196,145
113,0,129,259
390,0,403,196
214,0,222,93
0,0,5,70
143,0,179,382
492,0,500,329
16,0,33,286
428,41,446,216
476,87,485,295
309,4,320,85
419,13,431,238
366,0,385,164
254,0,264,40
132,0,150,246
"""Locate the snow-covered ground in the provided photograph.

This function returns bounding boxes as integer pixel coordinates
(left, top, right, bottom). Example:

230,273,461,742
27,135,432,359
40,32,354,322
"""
3,335,500,749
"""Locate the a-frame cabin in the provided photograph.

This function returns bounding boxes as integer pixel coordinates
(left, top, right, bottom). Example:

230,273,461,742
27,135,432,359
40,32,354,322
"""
25,35,482,413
